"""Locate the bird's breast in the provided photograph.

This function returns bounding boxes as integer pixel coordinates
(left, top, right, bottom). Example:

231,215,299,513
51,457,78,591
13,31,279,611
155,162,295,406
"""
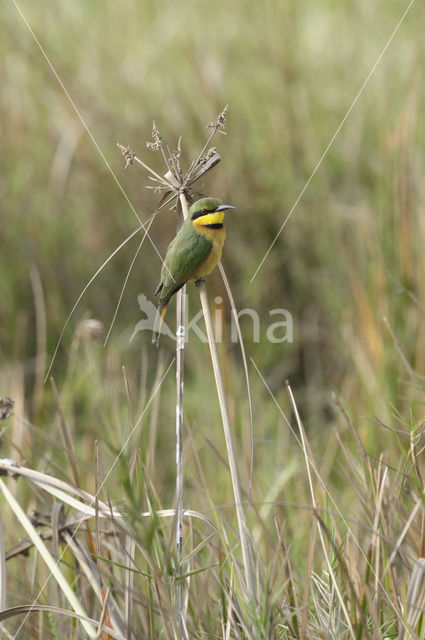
191,225,226,279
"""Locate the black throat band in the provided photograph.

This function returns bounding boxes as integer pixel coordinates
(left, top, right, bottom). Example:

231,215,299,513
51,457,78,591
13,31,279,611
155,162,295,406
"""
203,223,223,229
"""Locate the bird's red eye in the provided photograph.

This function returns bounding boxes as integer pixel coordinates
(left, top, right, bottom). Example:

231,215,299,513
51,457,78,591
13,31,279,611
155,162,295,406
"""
201,209,207,214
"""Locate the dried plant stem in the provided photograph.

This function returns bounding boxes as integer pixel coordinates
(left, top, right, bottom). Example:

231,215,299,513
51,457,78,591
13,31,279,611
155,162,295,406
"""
218,263,254,508
175,285,186,634
164,170,188,635
179,193,257,606
119,113,256,617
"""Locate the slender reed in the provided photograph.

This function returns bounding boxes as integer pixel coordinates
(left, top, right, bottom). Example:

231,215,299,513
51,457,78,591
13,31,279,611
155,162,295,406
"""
117,109,257,616
178,192,256,604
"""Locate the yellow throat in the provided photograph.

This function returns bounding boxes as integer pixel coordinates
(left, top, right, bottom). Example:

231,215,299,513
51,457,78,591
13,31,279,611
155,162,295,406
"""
192,210,225,228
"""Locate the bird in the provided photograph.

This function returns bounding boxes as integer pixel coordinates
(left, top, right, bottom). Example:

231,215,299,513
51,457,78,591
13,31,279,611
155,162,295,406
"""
152,196,235,345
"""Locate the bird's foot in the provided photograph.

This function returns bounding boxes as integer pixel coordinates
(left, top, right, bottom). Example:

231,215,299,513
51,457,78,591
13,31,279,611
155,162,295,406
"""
195,277,206,287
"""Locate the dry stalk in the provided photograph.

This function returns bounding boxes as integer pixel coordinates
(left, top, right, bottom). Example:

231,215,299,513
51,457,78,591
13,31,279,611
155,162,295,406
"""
178,192,256,606
164,169,187,635
116,110,257,619
398,557,425,640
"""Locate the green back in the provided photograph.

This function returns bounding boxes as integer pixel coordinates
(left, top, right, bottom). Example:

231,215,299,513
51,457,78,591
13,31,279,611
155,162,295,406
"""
158,220,212,303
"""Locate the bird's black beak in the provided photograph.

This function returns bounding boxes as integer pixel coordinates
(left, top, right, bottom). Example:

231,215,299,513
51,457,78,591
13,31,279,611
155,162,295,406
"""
215,204,235,212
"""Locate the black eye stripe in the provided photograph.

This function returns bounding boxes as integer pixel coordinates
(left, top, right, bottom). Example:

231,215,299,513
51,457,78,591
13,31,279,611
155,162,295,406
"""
191,208,215,220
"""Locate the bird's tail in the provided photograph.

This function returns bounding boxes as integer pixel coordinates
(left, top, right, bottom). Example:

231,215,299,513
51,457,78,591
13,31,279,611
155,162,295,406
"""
152,300,170,346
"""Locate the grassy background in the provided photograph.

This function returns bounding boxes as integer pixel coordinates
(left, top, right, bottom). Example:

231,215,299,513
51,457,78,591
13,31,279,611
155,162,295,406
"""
1,0,425,637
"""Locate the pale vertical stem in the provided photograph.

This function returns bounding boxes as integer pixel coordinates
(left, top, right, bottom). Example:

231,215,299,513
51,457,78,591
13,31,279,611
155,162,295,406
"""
179,193,257,605
164,170,187,634
124,536,135,638
198,285,256,600
175,285,185,633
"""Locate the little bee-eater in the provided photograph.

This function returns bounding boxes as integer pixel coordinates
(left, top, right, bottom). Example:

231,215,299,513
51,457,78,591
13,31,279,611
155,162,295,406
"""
152,197,235,344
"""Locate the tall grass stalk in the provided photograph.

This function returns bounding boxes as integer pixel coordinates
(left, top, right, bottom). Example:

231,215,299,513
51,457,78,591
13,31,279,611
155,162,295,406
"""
124,110,257,615
167,170,188,637
179,191,257,606
175,282,186,636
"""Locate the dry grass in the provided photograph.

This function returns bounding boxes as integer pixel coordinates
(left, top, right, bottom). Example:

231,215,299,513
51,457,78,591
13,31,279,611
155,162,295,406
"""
1,351,425,639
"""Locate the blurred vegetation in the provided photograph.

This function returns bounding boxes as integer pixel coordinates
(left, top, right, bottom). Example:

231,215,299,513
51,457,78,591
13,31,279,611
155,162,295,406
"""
1,0,425,635
1,0,424,422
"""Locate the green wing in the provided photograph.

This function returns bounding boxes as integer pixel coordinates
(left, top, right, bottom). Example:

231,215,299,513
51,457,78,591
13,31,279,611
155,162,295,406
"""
157,223,212,304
